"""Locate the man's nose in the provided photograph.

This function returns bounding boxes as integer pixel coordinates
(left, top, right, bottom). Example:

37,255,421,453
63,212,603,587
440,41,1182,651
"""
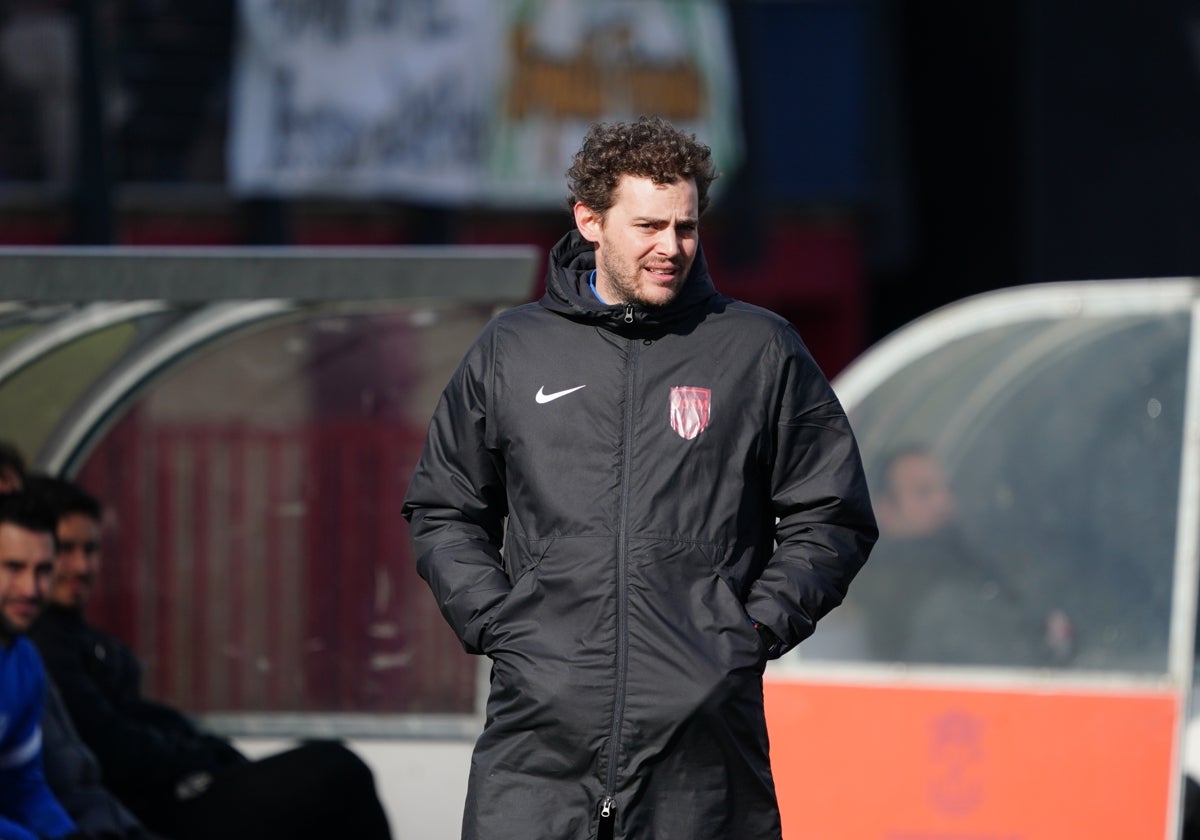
652,229,681,255
16,568,40,598
57,548,89,570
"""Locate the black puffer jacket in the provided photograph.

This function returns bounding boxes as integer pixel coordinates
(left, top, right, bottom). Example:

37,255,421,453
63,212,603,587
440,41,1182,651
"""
402,231,877,840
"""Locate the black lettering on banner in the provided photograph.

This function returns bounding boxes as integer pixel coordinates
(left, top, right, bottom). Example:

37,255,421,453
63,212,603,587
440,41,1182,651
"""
268,66,483,174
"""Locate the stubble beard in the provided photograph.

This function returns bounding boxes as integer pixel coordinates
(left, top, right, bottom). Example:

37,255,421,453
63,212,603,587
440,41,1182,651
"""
0,602,35,640
598,251,685,310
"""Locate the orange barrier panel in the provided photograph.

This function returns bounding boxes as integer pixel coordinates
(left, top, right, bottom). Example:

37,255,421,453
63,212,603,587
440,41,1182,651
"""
764,677,1179,840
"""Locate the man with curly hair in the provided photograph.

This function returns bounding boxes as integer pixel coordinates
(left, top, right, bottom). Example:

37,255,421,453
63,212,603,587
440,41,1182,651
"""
403,115,877,840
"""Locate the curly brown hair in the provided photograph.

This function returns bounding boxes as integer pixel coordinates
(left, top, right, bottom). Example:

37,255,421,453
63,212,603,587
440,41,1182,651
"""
565,115,719,216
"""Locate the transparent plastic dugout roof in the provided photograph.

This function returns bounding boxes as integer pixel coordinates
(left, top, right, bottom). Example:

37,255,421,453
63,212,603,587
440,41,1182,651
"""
0,246,538,473
781,278,1200,686
0,246,538,734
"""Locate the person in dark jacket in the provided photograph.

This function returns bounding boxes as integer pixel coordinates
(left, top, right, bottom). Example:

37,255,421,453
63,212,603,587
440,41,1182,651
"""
402,115,878,840
26,477,394,840
41,677,159,840
854,445,1068,666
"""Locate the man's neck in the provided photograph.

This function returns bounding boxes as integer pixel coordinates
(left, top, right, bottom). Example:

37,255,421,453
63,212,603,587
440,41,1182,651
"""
44,601,85,620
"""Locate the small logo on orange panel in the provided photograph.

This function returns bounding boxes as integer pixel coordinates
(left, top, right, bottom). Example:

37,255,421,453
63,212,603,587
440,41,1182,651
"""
929,710,985,815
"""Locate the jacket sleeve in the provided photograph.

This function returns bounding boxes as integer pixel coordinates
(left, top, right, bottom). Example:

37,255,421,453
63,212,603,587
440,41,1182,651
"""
31,623,241,798
402,326,511,655
744,326,878,656
0,656,76,840
41,677,150,838
0,749,77,840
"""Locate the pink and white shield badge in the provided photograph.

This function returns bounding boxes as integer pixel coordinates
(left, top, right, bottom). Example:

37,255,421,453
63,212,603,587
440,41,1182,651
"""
669,386,711,440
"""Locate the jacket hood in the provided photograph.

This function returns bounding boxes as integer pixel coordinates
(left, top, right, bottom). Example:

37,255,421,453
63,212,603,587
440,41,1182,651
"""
539,230,720,331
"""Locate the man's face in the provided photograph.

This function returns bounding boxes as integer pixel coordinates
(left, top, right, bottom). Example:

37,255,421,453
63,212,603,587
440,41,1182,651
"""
52,511,101,610
878,453,957,540
0,467,22,494
0,522,53,641
574,174,700,309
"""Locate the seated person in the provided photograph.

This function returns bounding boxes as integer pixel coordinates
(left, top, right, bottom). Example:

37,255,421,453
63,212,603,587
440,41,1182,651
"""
42,676,158,840
27,477,393,840
0,445,149,838
852,445,1064,666
0,491,78,840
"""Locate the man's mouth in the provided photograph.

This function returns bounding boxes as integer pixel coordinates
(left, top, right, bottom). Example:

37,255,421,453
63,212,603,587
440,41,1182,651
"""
7,601,40,622
62,573,92,586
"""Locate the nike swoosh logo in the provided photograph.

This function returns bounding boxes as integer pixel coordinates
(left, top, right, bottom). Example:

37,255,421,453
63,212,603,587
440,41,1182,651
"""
536,384,586,404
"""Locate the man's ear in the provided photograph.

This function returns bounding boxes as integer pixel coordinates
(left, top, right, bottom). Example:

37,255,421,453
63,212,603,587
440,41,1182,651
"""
573,202,602,243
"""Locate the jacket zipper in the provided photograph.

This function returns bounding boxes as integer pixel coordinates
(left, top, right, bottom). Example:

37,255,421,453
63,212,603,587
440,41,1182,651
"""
601,333,640,830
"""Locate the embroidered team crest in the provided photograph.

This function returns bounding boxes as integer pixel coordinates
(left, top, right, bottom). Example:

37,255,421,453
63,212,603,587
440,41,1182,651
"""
669,386,711,440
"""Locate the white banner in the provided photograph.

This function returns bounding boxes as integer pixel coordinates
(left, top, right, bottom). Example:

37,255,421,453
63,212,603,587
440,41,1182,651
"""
228,0,741,207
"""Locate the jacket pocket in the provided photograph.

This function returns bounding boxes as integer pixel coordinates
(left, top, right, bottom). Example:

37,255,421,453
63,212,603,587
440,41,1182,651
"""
629,538,765,674
480,537,546,654
712,568,769,666
480,564,541,655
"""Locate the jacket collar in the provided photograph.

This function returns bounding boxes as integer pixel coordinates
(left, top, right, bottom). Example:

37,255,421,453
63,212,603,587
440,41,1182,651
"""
538,230,719,331
39,602,88,627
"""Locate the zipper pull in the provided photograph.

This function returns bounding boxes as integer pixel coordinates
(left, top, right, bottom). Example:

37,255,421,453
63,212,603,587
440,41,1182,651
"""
599,795,616,819
623,304,634,324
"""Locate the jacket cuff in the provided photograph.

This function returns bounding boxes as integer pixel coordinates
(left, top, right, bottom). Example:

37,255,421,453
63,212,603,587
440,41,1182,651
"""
751,619,786,659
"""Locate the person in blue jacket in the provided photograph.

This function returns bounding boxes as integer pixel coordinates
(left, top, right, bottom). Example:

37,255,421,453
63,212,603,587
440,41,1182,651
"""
0,491,78,840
